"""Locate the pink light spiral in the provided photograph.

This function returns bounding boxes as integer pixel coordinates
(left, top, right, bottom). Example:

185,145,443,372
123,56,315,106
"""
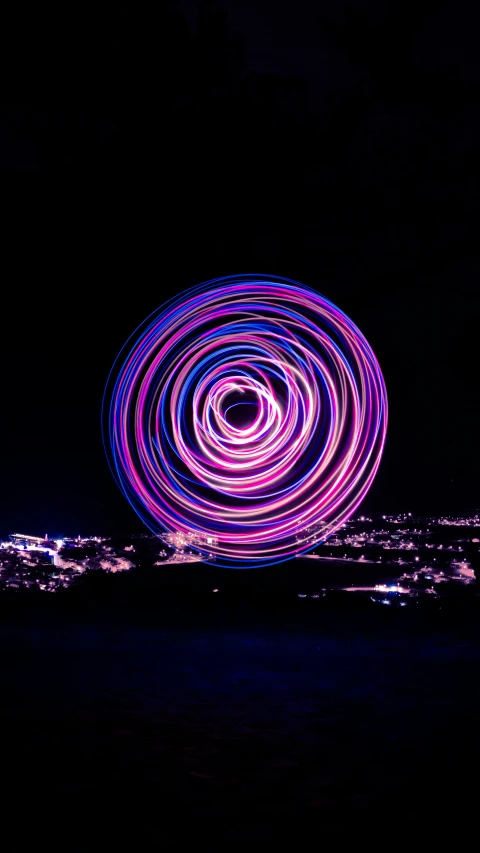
103,275,388,567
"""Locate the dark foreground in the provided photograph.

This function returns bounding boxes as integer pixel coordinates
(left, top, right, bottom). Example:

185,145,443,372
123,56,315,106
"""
1,595,479,846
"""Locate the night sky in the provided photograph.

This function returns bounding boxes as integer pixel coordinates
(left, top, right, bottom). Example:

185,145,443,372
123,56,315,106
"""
1,0,480,536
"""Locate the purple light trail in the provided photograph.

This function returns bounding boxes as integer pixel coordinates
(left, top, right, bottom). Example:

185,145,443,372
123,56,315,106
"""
103,275,388,566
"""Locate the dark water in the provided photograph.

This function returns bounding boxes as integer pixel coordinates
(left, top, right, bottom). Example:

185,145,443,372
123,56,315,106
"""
1,602,479,845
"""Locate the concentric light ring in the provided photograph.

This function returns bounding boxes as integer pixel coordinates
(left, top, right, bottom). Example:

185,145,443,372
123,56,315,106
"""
103,275,387,567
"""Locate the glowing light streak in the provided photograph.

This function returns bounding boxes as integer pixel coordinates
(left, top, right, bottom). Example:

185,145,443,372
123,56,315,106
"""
103,275,388,567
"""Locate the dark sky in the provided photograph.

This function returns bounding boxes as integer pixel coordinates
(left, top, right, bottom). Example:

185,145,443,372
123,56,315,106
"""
1,0,480,536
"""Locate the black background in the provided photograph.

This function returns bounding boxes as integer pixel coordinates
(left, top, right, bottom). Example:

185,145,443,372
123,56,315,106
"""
1,0,480,535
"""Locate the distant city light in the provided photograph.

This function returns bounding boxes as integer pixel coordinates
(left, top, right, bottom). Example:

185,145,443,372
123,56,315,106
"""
1,510,478,598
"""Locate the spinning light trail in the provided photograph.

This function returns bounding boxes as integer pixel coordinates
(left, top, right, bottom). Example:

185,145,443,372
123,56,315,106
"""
103,275,387,566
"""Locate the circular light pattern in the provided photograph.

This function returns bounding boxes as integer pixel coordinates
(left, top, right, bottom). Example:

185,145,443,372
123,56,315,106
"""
103,275,387,567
